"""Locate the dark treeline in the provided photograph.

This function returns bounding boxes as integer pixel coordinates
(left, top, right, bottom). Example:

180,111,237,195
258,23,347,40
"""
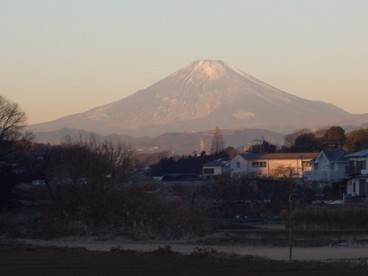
3,95,368,239
149,151,230,176
280,126,368,152
149,126,368,176
249,126,368,153
1,130,368,239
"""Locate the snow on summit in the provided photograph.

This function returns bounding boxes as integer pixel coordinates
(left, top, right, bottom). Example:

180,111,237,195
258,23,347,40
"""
187,60,228,81
172,60,245,83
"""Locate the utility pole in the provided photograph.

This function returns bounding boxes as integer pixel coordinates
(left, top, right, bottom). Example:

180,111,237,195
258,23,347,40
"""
288,171,293,261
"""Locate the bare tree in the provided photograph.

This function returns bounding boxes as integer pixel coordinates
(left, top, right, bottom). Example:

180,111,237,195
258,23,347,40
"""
0,95,27,143
210,126,225,154
0,96,30,210
45,136,137,226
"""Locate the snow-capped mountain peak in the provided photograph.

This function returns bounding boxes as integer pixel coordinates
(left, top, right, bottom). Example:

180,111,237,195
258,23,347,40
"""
170,60,245,84
30,60,352,137
188,60,228,80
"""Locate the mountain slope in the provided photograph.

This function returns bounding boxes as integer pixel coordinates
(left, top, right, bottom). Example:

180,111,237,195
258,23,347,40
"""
30,60,353,136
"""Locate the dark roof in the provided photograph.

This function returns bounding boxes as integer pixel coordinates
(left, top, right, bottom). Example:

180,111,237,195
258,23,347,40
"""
203,159,229,167
321,149,348,162
346,149,368,158
161,174,205,181
238,152,318,161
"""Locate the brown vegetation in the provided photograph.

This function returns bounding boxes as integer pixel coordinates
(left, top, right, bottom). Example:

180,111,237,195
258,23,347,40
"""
1,243,368,275
291,205,368,230
7,181,212,240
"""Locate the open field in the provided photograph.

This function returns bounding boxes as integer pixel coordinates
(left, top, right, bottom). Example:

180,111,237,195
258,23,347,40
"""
2,242,368,276
13,237,368,261
4,221,368,274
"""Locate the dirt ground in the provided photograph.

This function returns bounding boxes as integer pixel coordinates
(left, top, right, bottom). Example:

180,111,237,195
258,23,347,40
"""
14,237,368,261
1,243,368,276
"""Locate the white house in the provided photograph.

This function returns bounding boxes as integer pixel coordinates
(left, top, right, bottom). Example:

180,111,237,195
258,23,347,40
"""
202,159,230,176
229,152,318,178
345,149,368,197
305,149,348,182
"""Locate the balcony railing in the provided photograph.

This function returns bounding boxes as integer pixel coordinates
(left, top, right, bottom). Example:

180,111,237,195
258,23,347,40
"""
346,165,365,176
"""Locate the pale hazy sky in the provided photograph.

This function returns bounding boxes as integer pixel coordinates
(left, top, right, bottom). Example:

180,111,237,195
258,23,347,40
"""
1,0,367,124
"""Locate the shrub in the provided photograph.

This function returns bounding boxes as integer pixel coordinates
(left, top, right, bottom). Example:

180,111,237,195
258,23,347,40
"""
291,205,368,230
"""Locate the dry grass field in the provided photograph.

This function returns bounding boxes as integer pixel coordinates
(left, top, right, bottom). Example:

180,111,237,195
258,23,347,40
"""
1,242,368,276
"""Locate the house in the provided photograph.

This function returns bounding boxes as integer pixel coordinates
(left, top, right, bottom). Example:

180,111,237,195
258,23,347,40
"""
305,149,348,182
345,149,368,198
202,159,230,176
229,152,318,178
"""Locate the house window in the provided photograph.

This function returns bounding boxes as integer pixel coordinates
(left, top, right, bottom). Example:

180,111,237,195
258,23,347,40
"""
357,160,366,171
236,162,240,168
359,179,368,196
203,168,215,175
252,161,267,168
314,163,319,170
353,182,356,193
302,161,310,168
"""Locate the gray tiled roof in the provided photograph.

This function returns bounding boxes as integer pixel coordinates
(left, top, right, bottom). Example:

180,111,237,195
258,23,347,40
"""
322,149,347,162
239,152,318,161
345,149,368,158
203,159,229,167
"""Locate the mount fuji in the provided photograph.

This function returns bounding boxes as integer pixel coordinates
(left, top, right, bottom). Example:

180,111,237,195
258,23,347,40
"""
30,60,362,138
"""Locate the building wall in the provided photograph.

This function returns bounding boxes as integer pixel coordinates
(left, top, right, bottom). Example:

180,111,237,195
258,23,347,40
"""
349,157,368,175
230,155,312,178
307,160,347,181
347,177,368,197
203,166,224,176
256,158,311,178
229,155,249,175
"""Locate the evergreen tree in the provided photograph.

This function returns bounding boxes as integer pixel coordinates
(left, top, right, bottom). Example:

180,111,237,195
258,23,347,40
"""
322,126,346,148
